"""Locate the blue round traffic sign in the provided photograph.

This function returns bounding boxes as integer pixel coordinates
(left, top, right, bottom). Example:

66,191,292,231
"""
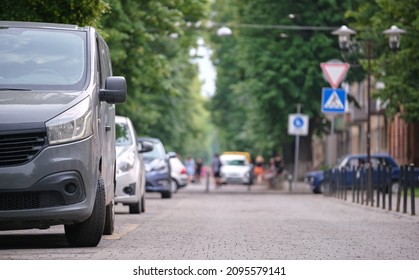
293,117,304,128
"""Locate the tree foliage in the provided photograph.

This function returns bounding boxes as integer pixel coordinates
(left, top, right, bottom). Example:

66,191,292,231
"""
0,0,109,26
100,0,211,156
210,0,356,159
347,0,419,122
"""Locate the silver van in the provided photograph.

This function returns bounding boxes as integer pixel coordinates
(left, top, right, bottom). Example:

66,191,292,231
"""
0,21,126,247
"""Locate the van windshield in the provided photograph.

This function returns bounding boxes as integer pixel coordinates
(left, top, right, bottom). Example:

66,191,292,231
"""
0,27,87,90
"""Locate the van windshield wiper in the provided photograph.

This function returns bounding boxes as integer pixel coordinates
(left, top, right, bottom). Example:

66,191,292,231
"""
0,88,32,91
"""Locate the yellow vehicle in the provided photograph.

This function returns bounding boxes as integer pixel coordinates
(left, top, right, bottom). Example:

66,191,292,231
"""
222,151,251,163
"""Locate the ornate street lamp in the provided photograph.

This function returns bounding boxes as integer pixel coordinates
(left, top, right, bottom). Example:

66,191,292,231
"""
216,26,233,36
331,25,356,51
383,25,406,51
332,24,405,165
332,24,405,204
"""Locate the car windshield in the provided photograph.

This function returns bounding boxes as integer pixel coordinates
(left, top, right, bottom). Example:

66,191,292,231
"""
115,123,132,146
143,141,165,160
334,156,348,168
224,159,246,166
0,27,87,90
335,154,399,169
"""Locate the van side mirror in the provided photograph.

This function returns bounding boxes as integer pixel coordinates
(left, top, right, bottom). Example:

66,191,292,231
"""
99,76,127,104
138,140,153,153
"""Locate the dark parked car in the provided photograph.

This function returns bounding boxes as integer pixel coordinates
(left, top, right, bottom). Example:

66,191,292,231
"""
138,137,176,199
0,21,126,247
305,153,419,194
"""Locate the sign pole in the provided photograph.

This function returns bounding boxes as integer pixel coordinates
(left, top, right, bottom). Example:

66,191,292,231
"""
293,104,302,188
320,61,350,168
327,114,335,167
287,108,309,191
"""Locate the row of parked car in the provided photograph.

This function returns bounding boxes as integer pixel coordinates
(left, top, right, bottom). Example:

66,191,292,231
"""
114,116,188,214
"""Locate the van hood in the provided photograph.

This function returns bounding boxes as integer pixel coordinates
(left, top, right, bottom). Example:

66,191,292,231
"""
0,90,84,124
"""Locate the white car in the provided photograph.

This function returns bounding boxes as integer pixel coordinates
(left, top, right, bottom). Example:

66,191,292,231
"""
114,116,152,213
169,153,188,191
220,154,253,185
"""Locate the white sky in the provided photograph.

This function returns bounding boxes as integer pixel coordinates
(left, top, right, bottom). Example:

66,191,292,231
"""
190,37,216,98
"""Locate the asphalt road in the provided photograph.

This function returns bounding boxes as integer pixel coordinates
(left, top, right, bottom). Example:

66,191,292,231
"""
1,180,418,260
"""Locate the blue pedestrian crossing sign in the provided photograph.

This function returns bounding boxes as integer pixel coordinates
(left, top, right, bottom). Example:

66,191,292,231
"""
288,114,309,136
321,88,346,114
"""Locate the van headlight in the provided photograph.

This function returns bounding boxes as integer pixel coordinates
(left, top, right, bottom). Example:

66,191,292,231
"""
46,97,93,145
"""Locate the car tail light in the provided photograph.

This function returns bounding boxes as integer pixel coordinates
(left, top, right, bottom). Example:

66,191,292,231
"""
180,167,187,174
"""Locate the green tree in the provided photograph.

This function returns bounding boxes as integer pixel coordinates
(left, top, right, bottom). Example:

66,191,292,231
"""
0,0,108,26
101,0,210,156
347,0,419,122
210,0,357,160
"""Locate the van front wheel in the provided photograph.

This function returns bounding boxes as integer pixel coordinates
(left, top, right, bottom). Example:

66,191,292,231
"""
65,177,106,247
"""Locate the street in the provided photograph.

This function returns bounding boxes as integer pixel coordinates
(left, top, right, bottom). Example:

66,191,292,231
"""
1,180,419,260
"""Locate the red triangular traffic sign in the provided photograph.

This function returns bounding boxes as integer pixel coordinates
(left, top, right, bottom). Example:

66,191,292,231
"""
320,62,350,89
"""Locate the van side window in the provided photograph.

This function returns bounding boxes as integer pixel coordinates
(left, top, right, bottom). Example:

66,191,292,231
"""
97,36,112,88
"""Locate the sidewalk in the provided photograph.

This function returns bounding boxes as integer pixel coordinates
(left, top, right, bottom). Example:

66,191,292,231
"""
327,189,418,215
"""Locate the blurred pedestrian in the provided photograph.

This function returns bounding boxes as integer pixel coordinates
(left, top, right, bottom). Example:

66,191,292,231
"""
185,156,195,183
195,158,203,183
212,153,222,187
264,157,276,189
263,155,284,189
254,155,264,184
274,154,283,175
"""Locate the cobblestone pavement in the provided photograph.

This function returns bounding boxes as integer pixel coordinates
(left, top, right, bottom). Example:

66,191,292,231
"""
1,179,418,260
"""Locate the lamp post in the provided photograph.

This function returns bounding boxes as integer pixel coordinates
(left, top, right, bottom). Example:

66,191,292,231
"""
332,24,406,166
332,24,405,204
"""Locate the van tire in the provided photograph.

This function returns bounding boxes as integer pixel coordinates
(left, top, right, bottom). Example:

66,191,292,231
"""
65,176,106,247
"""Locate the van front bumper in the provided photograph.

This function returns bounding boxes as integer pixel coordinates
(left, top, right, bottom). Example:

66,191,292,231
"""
0,137,97,230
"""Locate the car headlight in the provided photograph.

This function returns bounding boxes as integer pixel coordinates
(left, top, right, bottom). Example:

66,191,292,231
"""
46,97,93,145
117,151,136,174
146,159,168,175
